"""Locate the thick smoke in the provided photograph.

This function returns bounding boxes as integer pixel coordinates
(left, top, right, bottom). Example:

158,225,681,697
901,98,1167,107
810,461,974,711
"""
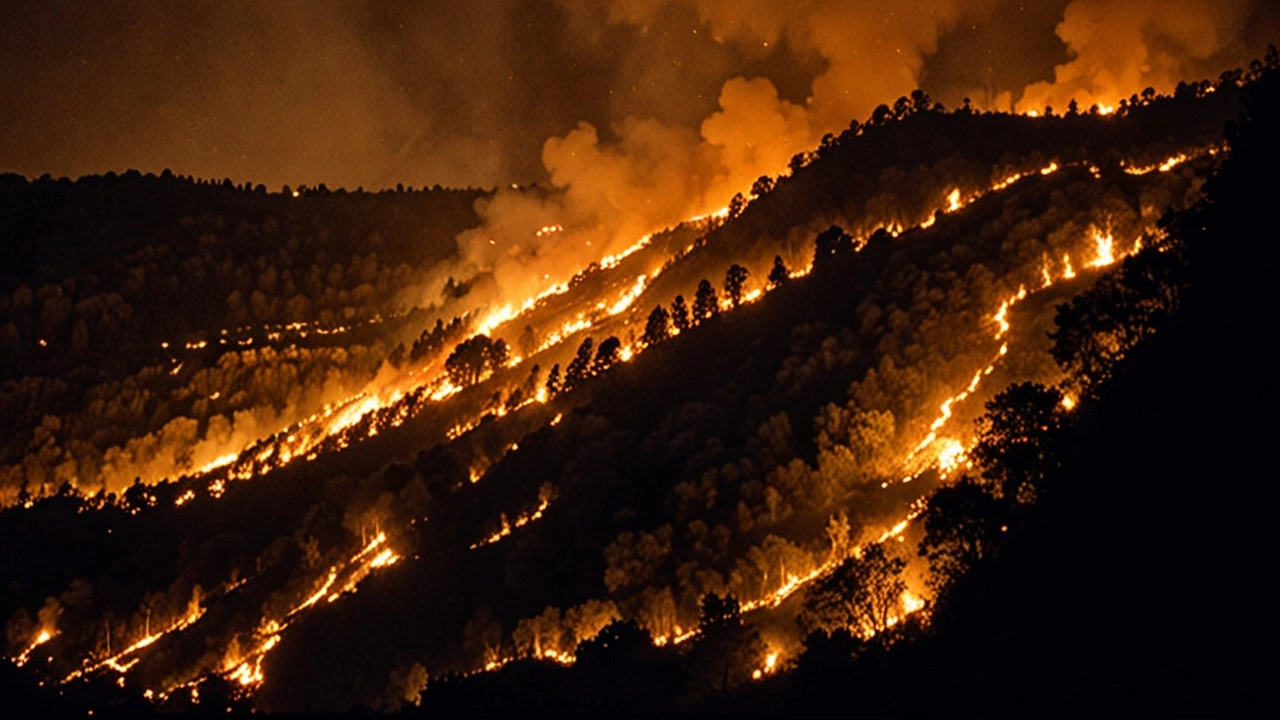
450,0,977,309
1016,0,1267,112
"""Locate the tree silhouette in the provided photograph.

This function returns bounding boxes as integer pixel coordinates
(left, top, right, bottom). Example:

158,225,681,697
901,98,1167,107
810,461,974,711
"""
767,255,789,288
506,363,541,409
971,382,1066,503
687,593,765,698
545,363,562,397
918,476,1006,592
813,225,853,268
1049,244,1184,396
800,542,906,639
727,192,746,219
591,337,622,375
724,264,749,307
692,279,719,322
443,335,500,385
670,295,691,332
642,305,671,347
563,337,595,391
750,175,775,198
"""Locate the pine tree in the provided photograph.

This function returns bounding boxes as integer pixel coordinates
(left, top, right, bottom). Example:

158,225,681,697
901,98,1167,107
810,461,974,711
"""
724,264,749,307
564,338,595,391
545,363,562,397
671,295,692,332
693,279,720,321
642,305,671,346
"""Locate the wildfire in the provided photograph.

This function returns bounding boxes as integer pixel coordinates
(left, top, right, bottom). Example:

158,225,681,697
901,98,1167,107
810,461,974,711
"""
937,439,967,475
224,532,400,691
470,493,553,549
13,629,54,667
752,651,780,680
608,274,649,315
63,600,205,684
1087,227,1116,267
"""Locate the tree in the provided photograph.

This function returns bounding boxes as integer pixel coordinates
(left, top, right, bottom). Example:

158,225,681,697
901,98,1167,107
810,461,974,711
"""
1049,244,1184,395
724,264,749,307
507,363,541,409
800,542,906,640
670,295,691,332
918,477,1006,592
687,593,765,698
750,175,775,198
813,225,853,268
642,305,670,346
970,382,1066,503
909,88,932,114
563,337,595,390
767,255,789,288
444,334,508,387
727,192,746,219
591,337,622,375
692,279,719,321
545,363,562,397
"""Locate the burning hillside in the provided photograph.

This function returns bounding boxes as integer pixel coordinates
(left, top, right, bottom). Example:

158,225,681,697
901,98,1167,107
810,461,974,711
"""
2,19,1278,716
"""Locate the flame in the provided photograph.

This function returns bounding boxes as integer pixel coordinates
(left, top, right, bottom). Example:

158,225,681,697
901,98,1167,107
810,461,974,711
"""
937,439,966,475
608,274,648,315
13,629,54,667
947,188,962,212
62,602,205,684
470,493,553,549
1087,227,1116,268
222,532,400,691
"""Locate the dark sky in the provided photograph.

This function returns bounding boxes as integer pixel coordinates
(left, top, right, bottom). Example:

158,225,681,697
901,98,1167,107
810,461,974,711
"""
2,1,1275,190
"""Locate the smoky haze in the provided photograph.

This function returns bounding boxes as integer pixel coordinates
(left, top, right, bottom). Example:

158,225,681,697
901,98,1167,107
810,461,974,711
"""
4,0,1276,193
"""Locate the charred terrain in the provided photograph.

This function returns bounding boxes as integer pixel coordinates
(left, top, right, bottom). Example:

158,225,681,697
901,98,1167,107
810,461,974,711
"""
3,59,1279,716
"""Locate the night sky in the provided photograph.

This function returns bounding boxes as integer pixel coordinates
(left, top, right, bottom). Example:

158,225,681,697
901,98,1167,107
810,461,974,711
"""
2,0,1276,190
